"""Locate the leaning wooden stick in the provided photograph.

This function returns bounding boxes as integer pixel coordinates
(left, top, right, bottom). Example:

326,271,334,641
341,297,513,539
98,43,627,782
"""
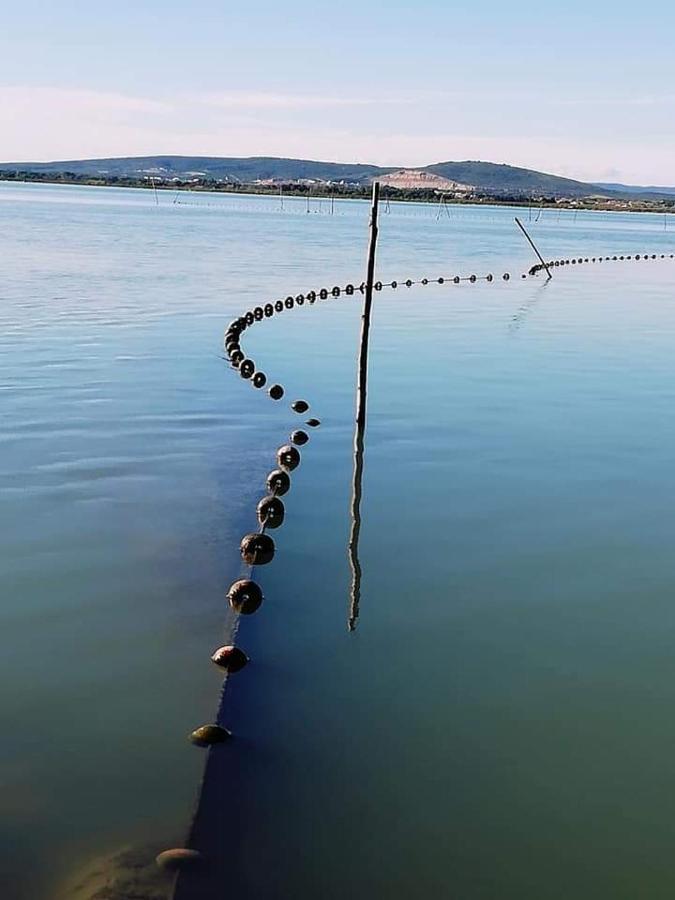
515,216,552,279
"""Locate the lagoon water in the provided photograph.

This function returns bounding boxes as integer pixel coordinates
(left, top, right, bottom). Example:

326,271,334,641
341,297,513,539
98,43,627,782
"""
2,182,675,899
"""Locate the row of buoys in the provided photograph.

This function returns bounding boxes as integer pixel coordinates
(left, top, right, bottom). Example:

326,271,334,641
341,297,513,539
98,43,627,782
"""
158,295,324,871
159,248,675,869
528,252,675,276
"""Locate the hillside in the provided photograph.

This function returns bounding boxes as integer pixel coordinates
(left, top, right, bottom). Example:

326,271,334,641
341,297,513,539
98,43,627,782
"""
424,161,605,198
1,154,673,200
0,155,390,185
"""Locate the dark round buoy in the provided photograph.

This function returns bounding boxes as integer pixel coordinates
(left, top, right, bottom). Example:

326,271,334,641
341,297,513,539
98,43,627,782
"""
437,277,444,284
332,286,341,296
253,372,267,388
390,281,398,289
422,278,428,285
231,349,244,365
346,284,355,294
307,290,317,303
240,533,275,566
156,849,203,872
285,296,294,309
296,294,305,305
292,399,309,414
487,273,493,282
290,429,309,446
306,418,321,427
257,495,285,528
503,273,510,280
267,468,290,495
269,384,284,400
245,312,254,325
211,645,249,672
275,300,284,312
240,359,255,379
264,303,274,317
405,279,412,287
277,444,300,471
374,281,382,291
469,274,477,283
190,724,232,747
453,276,460,284
228,578,263,614
319,288,328,299
254,307,264,321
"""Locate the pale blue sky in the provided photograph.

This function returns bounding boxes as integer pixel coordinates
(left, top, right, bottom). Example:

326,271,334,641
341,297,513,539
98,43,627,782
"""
2,1,674,183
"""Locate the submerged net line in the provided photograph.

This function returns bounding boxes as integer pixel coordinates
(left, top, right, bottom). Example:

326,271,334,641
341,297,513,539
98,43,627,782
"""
167,249,674,889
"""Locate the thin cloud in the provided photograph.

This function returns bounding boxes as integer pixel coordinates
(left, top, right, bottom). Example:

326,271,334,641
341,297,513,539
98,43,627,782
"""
193,90,409,109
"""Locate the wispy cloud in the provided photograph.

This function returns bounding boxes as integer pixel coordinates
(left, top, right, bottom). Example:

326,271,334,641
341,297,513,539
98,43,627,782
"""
193,91,396,110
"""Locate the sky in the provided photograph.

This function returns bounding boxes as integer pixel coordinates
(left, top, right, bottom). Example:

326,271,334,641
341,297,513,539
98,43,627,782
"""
1,1,674,185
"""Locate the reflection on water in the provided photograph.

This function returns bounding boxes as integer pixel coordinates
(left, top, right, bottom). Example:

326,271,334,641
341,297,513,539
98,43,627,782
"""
508,280,553,334
347,413,365,632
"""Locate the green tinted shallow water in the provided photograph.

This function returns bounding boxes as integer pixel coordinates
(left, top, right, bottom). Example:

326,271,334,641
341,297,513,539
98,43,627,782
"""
2,182,675,899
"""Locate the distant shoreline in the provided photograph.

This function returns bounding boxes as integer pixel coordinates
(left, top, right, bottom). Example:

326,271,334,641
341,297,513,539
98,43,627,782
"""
2,173,674,216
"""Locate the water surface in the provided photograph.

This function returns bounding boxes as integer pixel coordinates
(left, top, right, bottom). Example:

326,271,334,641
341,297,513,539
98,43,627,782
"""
2,182,675,898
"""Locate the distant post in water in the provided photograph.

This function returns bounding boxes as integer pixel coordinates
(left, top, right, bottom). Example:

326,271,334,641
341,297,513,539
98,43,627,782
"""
348,181,380,630
515,216,552,279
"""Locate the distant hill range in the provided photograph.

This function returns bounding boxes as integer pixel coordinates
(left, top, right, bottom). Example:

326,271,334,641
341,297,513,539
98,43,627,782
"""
1,155,673,200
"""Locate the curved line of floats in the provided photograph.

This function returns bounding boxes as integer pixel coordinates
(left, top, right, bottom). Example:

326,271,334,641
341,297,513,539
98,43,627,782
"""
156,248,674,873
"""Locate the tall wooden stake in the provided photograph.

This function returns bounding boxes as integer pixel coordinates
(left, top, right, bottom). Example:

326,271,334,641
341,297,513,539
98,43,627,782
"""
348,182,380,631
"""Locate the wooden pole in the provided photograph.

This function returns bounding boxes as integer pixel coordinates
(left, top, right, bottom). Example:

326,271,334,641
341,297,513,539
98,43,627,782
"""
356,182,380,429
515,216,552,279
348,182,380,630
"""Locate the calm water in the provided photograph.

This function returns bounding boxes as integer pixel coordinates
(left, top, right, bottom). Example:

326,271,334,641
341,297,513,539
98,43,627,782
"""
2,182,675,899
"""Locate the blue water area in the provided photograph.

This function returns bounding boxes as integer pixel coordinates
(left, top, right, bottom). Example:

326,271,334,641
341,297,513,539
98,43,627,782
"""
2,182,675,899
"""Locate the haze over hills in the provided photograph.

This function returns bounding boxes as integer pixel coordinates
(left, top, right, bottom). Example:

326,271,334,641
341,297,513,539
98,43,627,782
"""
1,155,674,200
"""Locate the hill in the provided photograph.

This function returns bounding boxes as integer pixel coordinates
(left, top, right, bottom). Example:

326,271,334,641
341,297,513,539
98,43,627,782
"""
424,161,606,199
0,155,390,185
1,155,673,200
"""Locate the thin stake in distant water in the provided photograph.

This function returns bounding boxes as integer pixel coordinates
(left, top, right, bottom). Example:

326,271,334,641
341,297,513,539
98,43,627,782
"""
515,216,552,279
